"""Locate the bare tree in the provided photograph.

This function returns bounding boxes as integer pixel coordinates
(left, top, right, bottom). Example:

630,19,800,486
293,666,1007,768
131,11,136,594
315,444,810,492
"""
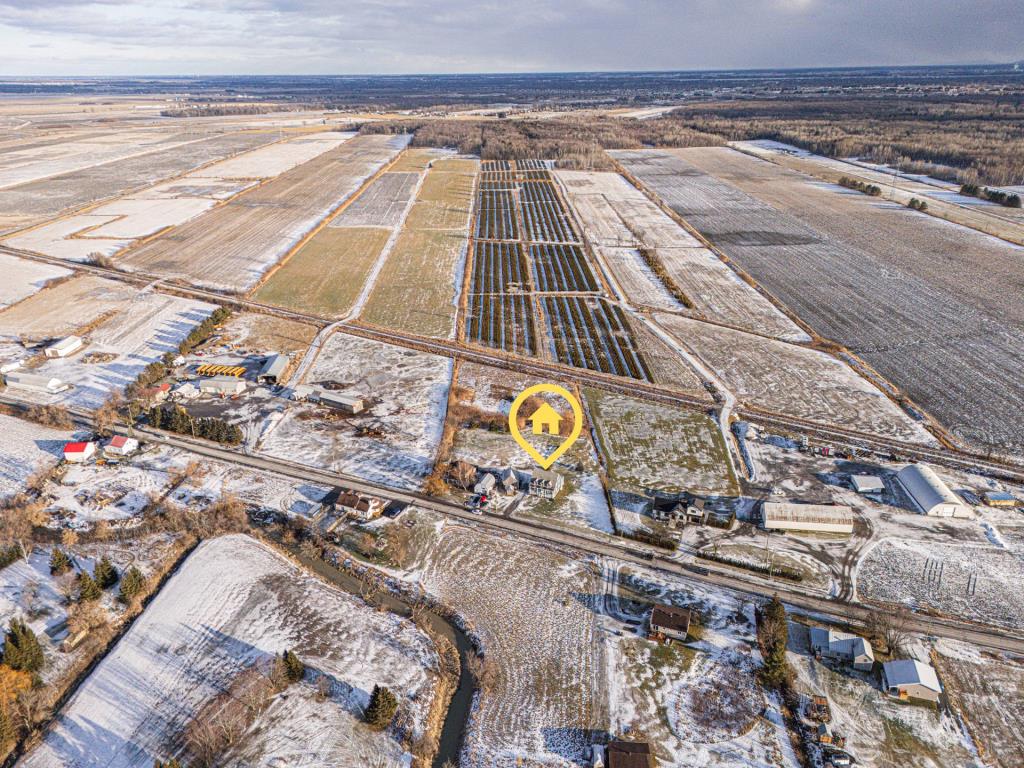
466,652,498,693
448,460,477,491
867,607,912,657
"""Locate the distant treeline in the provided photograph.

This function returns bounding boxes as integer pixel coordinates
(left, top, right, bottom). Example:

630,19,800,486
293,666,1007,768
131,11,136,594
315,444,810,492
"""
160,104,298,118
361,116,723,170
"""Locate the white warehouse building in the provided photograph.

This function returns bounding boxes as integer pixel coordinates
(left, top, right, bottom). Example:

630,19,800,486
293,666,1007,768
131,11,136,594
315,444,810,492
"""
762,502,855,534
3,371,69,394
896,464,973,518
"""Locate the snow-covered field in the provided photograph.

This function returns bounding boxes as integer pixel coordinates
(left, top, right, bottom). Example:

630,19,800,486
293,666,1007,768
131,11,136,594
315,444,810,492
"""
0,252,71,309
21,535,440,768
260,333,451,490
0,273,137,340
190,131,352,179
0,414,73,500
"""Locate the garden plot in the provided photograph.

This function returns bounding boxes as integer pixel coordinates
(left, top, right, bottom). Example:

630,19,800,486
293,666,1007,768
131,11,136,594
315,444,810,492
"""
655,313,936,444
0,414,72,500
616,147,1024,456
560,168,806,340
260,333,451,490
189,131,352,179
0,273,136,339
543,296,652,380
34,292,216,410
933,642,1024,768
0,252,71,309
627,318,709,394
361,157,478,338
331,171,419,228
529,243,599,292
858,538,1024,630
787,625,977,768
409,522,604,767
586,388,737,496
0,131,277,234
466,241,536,354
120,134,408,292
21,535,439,768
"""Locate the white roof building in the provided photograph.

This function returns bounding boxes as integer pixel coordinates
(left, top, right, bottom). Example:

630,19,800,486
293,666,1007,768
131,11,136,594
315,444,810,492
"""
896,464,973,518
199,376,247,396
762,502,854,534
4,371,69,394
850,474,885,494
319,391,364,414
45,335,83,358
257,354,289,384
809,627,875,670
882,659,942,703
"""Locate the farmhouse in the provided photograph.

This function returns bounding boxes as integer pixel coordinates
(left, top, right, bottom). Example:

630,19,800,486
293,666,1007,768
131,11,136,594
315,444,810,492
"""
606,740,655,768
528,468,564,499
473,472,496,495
881,659,942,703
63,441,96,463
896,464,973,518
499,468,519,495
199,375,246,396
139,383,171,403
257,353,288,385
850,474,885,495
761,502,854,534
809,627,875,670
319,391,365,414
3,371,69,394
45,335,83,358
333,489,384,522
983,490,1018,507
653,496,709,528
104,435,139,457
649,604,691,643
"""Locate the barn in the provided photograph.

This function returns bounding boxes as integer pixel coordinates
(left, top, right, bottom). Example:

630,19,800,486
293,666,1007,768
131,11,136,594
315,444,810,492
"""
761,502,854,534
45,335,83,358
257,353,289,385
63,442,96,463
895,464,973,518
4,371,69,394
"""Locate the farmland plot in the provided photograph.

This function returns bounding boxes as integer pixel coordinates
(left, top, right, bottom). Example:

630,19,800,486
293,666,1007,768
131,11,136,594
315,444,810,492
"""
520,181,578,243
529,243,599,292
260,333,451,490
21,535,439,768
543,296,652,380
330,171,419,228
120,134,409,292
616,148,1024,455
655,313,935,443
475,187,519,240
0,414,72,500
586,388,737,496
411,523,604,767
0,273,136,339
188,131,352,179
0,252,71,309
467,241,535,354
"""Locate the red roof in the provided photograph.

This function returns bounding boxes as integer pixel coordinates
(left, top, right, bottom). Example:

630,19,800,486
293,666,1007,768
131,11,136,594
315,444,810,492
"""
109,436,130,448
64,442,92,454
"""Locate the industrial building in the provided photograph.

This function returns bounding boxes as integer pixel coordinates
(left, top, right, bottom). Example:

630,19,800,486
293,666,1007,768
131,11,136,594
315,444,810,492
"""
983,490,1018,508
319,391,365,414
3,371,69,394
895,464,973,518
761,502,855,534
198,375,247,396
850,474,885,495
882,659,942,703
257,354,289,385
45,335,83,358
809,627,875,670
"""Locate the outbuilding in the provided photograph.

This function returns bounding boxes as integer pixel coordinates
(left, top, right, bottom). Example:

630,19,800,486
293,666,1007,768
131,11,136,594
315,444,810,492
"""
761,502,854,534
882,659,942,703
983,491,1018,508
63,442,96,463
809,627,875,671
649,604,691,644
105,435,139,457
257,354,289,385
896,464,973,518
473,472,496,495
199,376,246,396
850,474,885,495
3,371,69,394
45,335,83,358
606,740,655,768
319,391,365,414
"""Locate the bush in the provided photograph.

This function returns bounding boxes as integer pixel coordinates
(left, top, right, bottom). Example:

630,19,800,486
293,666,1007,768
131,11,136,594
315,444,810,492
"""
0,544,23,570
365,684,398,729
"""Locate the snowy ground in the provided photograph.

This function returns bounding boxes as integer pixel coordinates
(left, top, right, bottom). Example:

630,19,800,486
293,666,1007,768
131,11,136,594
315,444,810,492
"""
21,534,440,768
260,333,451,490
0,414,75,500
0,252,71,309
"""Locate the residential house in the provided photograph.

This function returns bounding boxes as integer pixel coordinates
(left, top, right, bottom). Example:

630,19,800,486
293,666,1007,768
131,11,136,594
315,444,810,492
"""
653,496,707,528
104,435,139,458
881,659,942,703
499,468,519,495
528,469,563,499
809,627,875,671
649,604,691,644
606,740,655,768
473,472,496,496
334,490,384,522
63,442,96,463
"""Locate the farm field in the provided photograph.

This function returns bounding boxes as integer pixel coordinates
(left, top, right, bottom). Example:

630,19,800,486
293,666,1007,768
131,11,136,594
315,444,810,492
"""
260,333,451,490
654,313,936,443
586,388,738,496
0,414,73,500
217,313,318,356
614,148,1024,456
0,252,71,309
560,167,806,340
118,134,409,292
254,226,391,316
360,156,478,337
409,522,604,767
188,131,351,178
0,131,278,233
20,535,440,768
0,273,136,339
331,170,419,228
466,241,536,354
543,296,652,379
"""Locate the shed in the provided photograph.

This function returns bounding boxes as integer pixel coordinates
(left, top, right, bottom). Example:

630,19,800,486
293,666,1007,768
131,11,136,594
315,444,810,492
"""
45,335,83,358
199,376,246,396
257,354,289,385
319,391,365,414
473,472,496,495
4,371,69,394
850,474,885,495
882,659,942,703
761,502,854,534
105,435,139,457
896,464,973,518
528,469,564,499
983,491,1018,508
649,604,691,643
606,740,655,768
63,442,96,463
809,627,874,670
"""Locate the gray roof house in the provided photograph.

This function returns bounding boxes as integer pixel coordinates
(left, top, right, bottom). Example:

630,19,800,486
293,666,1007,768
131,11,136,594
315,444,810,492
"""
809,627,875,671
881,659,942,703
528,469,564,499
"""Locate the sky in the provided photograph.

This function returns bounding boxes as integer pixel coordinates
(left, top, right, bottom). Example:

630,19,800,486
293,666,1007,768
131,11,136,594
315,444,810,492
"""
0,0,1021,76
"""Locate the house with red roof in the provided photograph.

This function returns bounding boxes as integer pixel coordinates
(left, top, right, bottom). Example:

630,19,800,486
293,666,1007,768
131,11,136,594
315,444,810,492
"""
63,441,96,463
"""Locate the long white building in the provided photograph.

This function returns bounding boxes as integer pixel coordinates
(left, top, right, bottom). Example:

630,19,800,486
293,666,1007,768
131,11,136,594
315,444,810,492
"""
761,502,854,534
895,464,973,518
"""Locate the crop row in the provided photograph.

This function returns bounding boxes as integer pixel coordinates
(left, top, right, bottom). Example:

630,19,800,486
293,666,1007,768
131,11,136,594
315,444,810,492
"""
522,199,578,242
516,159,553,171
475,189,519,240
481,160,512,172
530,243,598,292
542,296,651,380
467,241,535,353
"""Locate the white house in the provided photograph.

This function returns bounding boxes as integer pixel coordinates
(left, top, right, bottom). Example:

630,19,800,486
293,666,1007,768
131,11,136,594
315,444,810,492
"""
473,472,496,495
63,441,96,463
528,469,564,499
762,502,854,534
334,490,384,522
882,659,942,703
896,464,972,518
809,627,875,671
45,335,83,358
105,435,139,457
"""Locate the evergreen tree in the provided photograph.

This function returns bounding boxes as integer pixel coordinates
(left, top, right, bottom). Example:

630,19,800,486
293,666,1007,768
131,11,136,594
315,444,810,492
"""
364,684,398,730
758,595,790,689
3,618,45,673
77,572,102,602
0,705,14,747
94,556,119,589
49,547,71,575
118,566,146,604
282,649,305,684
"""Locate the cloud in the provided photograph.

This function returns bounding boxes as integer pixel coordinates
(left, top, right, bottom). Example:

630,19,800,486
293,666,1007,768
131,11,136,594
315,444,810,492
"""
0,0,1020,76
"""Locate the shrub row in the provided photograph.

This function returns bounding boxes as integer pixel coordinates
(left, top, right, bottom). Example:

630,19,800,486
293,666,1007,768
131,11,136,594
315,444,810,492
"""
838,176,882,196
696,550,803,581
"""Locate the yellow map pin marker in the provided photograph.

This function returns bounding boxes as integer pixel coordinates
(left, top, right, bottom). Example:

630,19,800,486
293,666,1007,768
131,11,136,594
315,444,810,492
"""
508,383,583,470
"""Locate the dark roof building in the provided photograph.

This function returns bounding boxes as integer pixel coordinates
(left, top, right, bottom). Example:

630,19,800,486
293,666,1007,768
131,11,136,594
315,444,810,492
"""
607,740,655,768
649,604,691,643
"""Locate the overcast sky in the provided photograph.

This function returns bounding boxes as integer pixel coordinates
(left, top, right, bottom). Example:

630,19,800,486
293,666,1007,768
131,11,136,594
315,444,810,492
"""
1,0,1021,76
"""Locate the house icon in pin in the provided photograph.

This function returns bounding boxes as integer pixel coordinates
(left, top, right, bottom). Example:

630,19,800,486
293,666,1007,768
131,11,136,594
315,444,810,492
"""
527,402,563,435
